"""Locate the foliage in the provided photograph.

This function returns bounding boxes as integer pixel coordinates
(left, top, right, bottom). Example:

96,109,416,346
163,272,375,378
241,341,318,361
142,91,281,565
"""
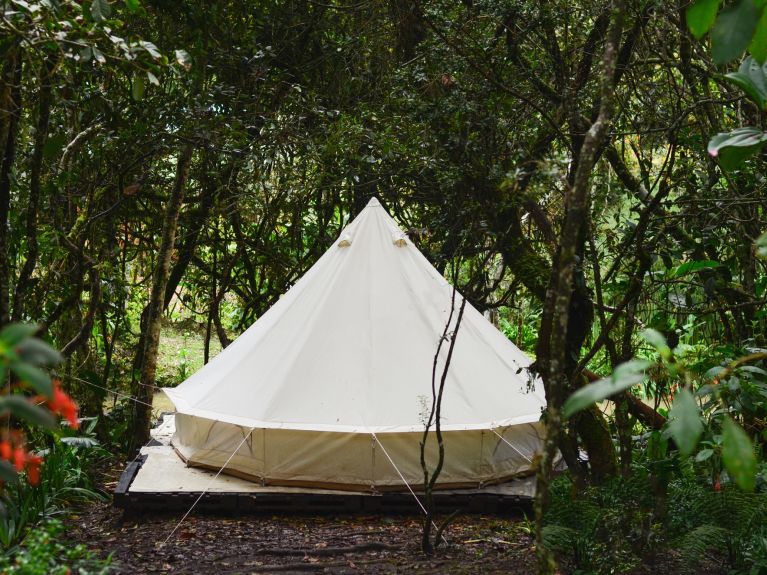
563,357,652,417
0,325,78,490
0,433,108,549
0,518,111,575
543,470,660,574
544,464,767,574
687,1,767,167
566,328,763,492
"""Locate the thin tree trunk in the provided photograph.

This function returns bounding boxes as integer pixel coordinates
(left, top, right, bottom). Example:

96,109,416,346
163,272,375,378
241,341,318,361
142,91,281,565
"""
13,56,56,321
0,50,22,326
420,281,467,555
60,268,101,357
533,3,625,573
163,150,222,308
132,143,194,450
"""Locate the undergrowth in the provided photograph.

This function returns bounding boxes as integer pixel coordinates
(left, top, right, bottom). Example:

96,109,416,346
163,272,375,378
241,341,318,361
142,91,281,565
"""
0,437,108,549
543,459,767,574
0,518,111,575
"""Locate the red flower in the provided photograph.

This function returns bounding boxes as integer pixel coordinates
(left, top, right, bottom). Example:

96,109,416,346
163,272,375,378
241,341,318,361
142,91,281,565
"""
48,380,79,429
0,440,11,460
26,455,42,486
13,447,26,472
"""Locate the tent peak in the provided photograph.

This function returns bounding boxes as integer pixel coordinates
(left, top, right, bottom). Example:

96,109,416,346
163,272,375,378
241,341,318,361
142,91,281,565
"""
365,197,381,208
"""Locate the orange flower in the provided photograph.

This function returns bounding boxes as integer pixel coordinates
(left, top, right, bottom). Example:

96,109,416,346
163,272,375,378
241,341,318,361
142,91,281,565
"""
13,447,26,472
49,380,79,429
0,440,11,460
26,455,42,486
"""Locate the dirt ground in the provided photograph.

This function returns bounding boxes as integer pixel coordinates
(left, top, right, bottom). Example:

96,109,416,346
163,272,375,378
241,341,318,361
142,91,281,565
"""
65,502,538,574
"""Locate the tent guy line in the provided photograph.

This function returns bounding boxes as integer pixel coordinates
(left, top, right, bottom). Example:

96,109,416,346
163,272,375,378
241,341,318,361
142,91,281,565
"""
369,431,427,514
365,432,450,546
161,427,257,547
490,428,533,464
60,374,156,408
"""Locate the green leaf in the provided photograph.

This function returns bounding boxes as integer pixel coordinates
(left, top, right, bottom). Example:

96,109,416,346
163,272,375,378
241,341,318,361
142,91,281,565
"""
711,0,759,65
132,75,145,101
0,323,39,346
695,448,715,462
60,436,100,447
139,41,161,59
563,359,652,418
125,0,140,11
641,328,672,359
92,46,106,64
724,56,767,108
91,0,111,22
668,390,704,456
0,396,57,428
0,461,18,485
42,134,67,161
708,127,767,169
749,7,767,62
687,0,721,39
9,362,53,398
15,338,63,367
672,260,721,278
722,417,757,491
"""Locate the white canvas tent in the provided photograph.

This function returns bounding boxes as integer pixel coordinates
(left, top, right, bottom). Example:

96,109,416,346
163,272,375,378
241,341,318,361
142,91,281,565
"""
165,197,546,492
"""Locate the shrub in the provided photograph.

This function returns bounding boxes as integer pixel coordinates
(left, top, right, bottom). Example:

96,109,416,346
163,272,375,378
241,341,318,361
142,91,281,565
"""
0,519,111,575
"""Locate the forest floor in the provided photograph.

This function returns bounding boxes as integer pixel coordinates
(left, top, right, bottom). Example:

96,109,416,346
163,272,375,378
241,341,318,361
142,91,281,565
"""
63,496,727,575
65,501,539,574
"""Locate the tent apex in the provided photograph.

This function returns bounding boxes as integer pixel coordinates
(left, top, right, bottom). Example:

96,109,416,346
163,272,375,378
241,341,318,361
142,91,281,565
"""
365,197,381,208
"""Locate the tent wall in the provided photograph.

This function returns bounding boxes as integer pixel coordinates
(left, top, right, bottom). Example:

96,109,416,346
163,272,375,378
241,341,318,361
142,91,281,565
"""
172,413,543,492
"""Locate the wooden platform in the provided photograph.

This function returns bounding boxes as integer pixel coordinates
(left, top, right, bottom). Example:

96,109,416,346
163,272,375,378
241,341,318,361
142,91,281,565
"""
114,415,535,515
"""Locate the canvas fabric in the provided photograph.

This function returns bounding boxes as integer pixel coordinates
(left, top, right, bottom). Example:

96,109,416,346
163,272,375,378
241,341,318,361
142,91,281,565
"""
165,198,547,490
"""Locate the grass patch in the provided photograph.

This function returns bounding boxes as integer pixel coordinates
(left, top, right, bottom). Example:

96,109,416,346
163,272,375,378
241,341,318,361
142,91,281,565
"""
155,320,223,389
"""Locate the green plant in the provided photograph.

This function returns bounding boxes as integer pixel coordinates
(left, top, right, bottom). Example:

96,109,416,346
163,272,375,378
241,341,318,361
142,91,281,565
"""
543,470,659,574
545,464,767,573
0,518,111,575
565,328,762,493
0,437,107,549
668,481,767,573
686,1,767,169
176,332,191,382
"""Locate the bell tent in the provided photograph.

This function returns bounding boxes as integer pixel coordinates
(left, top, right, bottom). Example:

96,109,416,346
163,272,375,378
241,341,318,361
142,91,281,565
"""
165,197,546,491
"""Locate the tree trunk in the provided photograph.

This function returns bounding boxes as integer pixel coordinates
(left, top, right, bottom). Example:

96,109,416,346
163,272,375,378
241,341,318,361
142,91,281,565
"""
533,3,625,572
0,50,22,326
131,143,194,450
163,150,221,308
13,56,56,321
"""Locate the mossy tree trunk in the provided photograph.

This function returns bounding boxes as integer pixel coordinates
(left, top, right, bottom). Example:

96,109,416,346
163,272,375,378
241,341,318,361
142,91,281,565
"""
533,3,625,572
0,48,22,326
131,143,194,451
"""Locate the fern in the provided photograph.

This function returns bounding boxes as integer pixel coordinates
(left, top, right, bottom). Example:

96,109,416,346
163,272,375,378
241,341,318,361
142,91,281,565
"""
679,525,730,572
544,471,767,574
541,524,579,554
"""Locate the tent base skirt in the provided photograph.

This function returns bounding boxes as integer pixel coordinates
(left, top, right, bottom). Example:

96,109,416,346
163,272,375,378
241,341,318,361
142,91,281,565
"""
175,444,532,493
